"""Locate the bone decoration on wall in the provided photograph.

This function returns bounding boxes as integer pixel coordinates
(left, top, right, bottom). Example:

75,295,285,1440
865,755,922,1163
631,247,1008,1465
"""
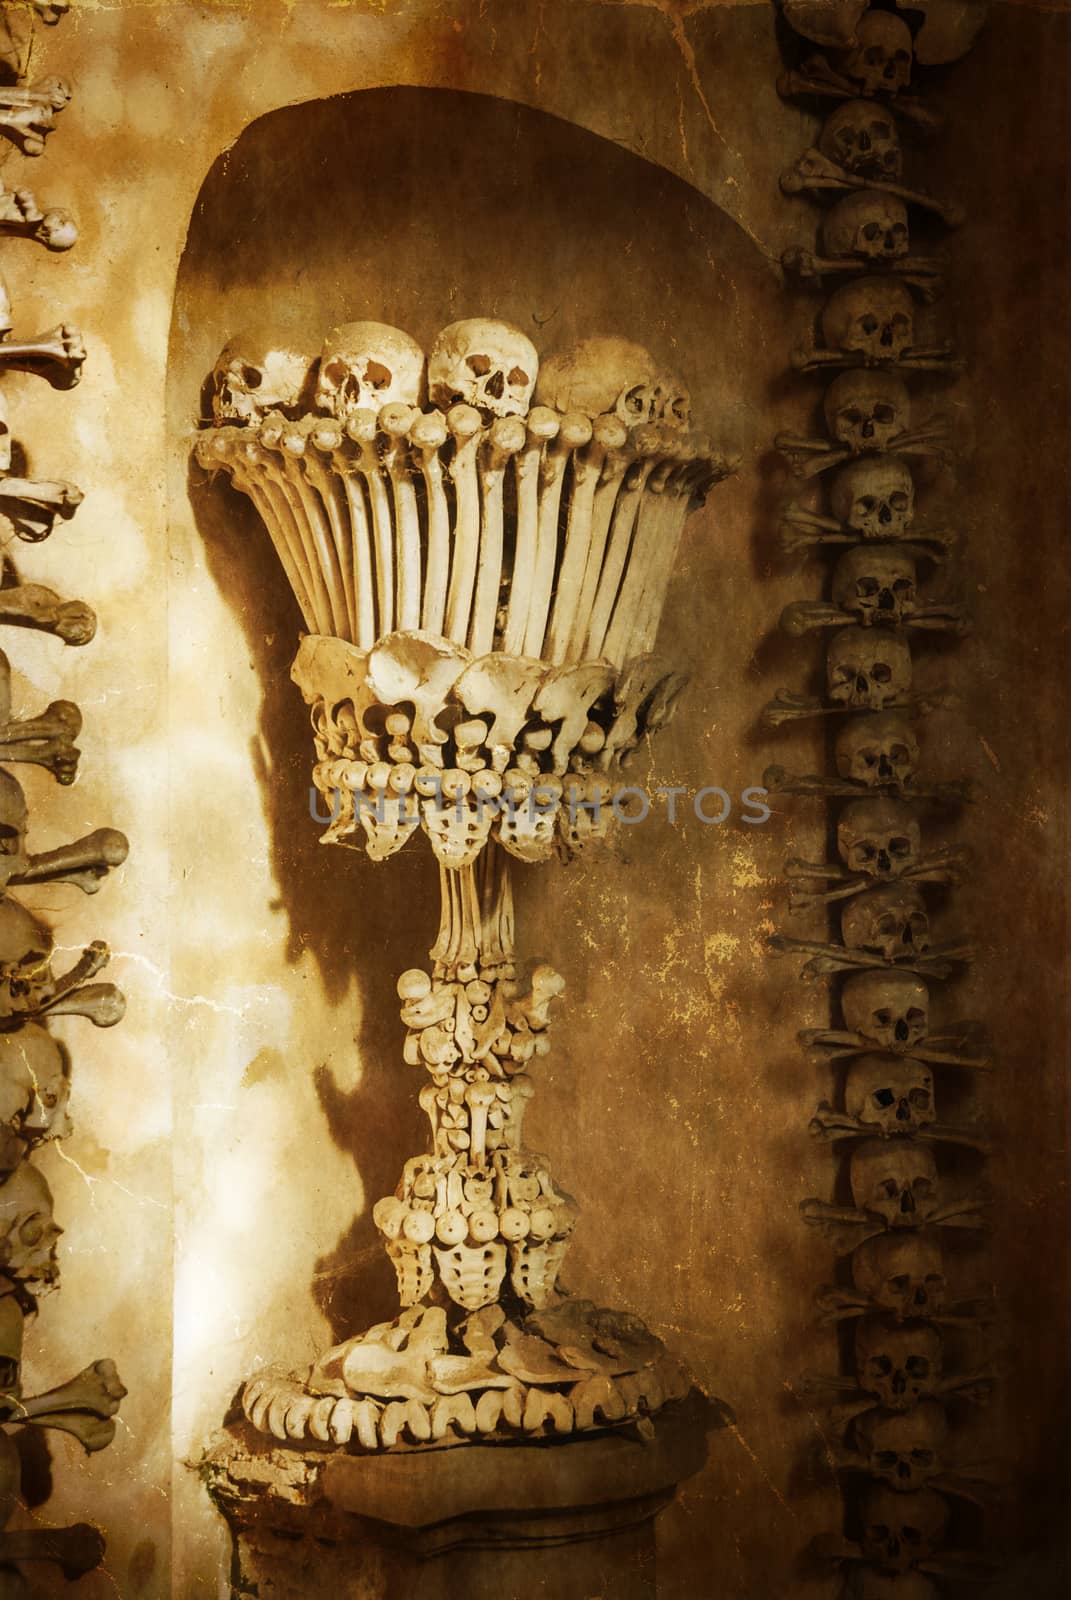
0,0,130,1591
771,1,997,1592
197,320,734,1449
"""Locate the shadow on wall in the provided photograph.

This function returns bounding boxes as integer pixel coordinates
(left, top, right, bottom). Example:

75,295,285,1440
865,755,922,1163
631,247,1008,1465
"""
167,85,773,1340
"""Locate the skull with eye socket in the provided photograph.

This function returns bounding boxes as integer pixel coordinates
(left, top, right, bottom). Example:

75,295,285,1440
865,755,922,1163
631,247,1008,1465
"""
210,330,315,426
827,627,913,712
855,1318,943,1411
824,371,910,454
535,336,665,431
0,1023,72,1164
851,1138,938,1229
839,11,915,96
0,1161,62,1295
822,280,916,365
842,970,929,1053
429,319,537,420
823,191,912,265
859,1483,949,1574
853,1401,949,1492
819,101,903,181
0,773,28,894
838,797,921,881
841,882,931,962
853,1231,946,1321
833,546,918,627
316,322,426,424
835,713,921,789
845,1054,936,1137
832,458,916,541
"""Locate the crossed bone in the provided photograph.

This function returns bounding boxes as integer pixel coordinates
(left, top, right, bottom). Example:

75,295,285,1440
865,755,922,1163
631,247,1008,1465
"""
0,184,76,252
777,61,942,132
0,323,85,390
775,421,949,480
0,697,81,783
797,1363,995,1414
781,147,965,227
782,244,946,302
763,764,975,807
779,504,956,560
808,1103,990,1153
2,1358,127,1453
0,476,82,543
799,1022,993,1070
11,827,128,896
783,844,970,910
0,581,94,645
0,78,71,158
761,688,953,729
779,597,967,636
768,930,974,982
2,941,125,1029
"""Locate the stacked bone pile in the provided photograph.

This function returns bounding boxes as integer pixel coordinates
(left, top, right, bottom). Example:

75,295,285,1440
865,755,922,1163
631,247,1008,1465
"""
0,4,132,1594
767,3,999,1594
196,321,735,867
241,849,694,1450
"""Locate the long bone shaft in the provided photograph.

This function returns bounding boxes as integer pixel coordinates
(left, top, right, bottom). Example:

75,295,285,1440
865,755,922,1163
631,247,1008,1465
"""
544,414,621,664
629,458,714,657
583,438,660,660
323,433,376,648
782,247,946,300
379,403,424,634
411,410,451,638
195,433,314,627
231,435,324,631
775,433,851,479
443,404,484,647
792,345,964,376
42,980,125,1027
565,431,632,661
763,764,976,805
0,324,85,388
781,148,966,227
600,451,678,667
299,419,357,644
12,827,129,894
471,416,527,657
502,407,559,657
265,416,349,639
0,582,94,644
0,698,81,783
799,1027,993,1069
777,66,942,132
523,412,593,659
0,86,67,158
349,410,396,640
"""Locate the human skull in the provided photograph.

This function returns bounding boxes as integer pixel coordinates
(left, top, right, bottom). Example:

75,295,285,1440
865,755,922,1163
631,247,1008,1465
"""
0,1162,61,1293
851,1139,938,1228
316,322,425,424
429,319,536,419
210,331,315,426
0,1024,72,1148
855,1318,942,1411
832,458,916,540
833,546,918,626
838,797,921,880
842,970,929,1052
842,883,930,962
0,773,29,893
826,626,913,710
895,0,989,67
0,901,53,1020
844,1568,943,1600
534,337,662,429
845,1055,936,1136
853,1231,946,1320
822,191,911,264
840,11,915,96
819,102,902,181
824,371,909,454
859,1484,949,1573
822,280,916,364
854,1401,948,1490
835,713,920,788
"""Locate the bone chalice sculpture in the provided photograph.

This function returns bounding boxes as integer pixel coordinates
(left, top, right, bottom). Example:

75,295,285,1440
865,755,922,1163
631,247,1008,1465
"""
197,320,735,1451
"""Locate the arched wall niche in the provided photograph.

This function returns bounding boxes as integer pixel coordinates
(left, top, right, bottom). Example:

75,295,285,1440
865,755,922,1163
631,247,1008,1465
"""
166,80,815,1596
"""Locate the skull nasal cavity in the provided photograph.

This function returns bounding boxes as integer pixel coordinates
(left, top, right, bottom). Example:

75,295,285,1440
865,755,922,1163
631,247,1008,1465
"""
895,1019,909,1041
484,370,506,400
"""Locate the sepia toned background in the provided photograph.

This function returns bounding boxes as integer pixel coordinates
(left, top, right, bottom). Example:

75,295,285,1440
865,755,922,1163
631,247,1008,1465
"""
3,0,1067,1594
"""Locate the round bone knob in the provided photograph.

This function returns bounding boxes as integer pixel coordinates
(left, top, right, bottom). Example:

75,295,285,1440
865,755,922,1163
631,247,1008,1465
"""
468,1209,499,1243
397,969,431,1002
436,1211,467,1246
499,1207,531,1242
403,1209,436,1245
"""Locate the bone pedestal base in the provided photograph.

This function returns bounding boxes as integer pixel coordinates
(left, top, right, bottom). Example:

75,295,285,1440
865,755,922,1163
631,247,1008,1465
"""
208,1391,721,1600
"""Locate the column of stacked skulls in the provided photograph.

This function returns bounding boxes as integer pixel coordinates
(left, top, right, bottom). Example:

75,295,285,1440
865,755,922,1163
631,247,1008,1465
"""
765,3,1001,1595
0,3,132,1593
196,318,737,1451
